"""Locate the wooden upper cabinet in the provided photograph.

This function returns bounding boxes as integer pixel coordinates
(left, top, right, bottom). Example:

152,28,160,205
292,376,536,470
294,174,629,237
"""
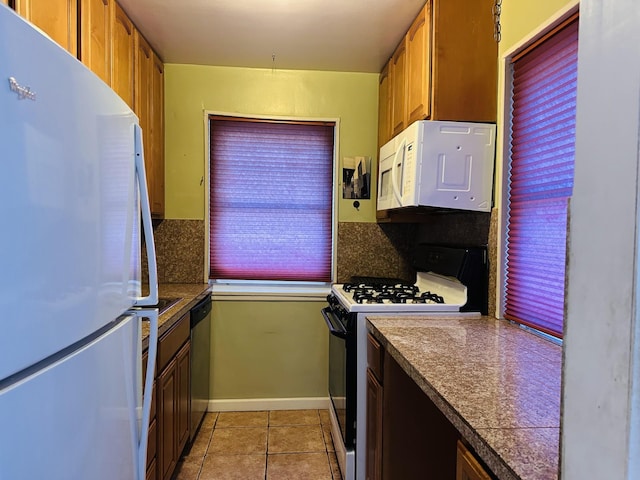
1,0,9,6
430,0,497,122
134,28,157,212
134,28,152,148
406,2,431,124
15,0,77,55
150,53,165,218
111,2,134,108
378,62,391,148
379,0,497,133
79,0,113,86
390,40,407,137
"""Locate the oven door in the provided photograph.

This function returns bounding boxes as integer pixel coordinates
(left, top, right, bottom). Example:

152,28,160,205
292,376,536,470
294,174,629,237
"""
322,306,356,451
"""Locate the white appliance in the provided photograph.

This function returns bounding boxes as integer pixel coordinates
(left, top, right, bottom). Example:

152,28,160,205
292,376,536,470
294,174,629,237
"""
0,6,159,480
377,120,496,212
323,245,488,480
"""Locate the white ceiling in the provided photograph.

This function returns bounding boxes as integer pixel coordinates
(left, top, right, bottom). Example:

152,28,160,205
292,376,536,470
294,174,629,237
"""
117,0,426,73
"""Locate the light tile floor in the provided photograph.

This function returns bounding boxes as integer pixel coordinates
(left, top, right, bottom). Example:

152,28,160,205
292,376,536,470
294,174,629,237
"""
174,409,343,480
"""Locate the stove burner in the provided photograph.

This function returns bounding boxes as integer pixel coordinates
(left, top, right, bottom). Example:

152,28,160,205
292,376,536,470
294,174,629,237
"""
345,282,445,305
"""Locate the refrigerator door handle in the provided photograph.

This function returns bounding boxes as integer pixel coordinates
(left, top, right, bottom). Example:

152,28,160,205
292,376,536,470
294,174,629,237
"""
137,309,158,480
133,124,158,306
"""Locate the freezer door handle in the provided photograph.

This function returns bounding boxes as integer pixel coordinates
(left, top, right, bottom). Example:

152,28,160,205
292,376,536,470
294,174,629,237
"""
137,308,158,480
133,124,158,306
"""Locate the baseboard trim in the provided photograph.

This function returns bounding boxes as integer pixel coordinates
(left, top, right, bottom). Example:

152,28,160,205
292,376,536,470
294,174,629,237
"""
208,397,330,412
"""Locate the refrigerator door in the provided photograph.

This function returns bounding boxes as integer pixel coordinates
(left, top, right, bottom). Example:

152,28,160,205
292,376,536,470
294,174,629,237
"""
0,313,141,480
0,6,144,379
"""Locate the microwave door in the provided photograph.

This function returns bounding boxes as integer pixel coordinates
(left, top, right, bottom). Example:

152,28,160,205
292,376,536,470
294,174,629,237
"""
390,138,406,207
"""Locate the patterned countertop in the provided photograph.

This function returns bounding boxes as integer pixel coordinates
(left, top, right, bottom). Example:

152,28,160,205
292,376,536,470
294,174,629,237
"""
140,283,212,349
366,315,561,480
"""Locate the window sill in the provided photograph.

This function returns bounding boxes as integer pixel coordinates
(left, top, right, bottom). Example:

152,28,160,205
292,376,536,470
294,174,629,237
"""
210,283,331,302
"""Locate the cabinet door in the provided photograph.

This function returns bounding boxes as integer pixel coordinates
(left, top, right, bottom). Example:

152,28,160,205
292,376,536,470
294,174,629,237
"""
382,351,458,479
176,342,191,456
456,441,492,480
406,2,431,124
157,357,177,480
145,459,156,480
431,0,497,121
150,53,165,218
111,2,134,108
79,0,112,85
134,28,153,204
390,40,407,137
366,368,383,480
15,0,77,55
1,1,9,6
377,62,391,149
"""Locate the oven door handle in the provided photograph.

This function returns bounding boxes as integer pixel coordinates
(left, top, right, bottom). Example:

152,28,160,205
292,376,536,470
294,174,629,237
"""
321,307,347,339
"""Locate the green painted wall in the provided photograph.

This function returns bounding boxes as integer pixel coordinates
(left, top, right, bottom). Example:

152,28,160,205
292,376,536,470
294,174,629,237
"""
164,64,380,223
500,0,576,51
210,299,328,399
495,0,577,200
163,65,380,400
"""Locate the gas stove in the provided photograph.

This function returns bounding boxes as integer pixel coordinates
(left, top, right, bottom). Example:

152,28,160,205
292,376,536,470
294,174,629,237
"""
324,244,488,480
331,272,468,313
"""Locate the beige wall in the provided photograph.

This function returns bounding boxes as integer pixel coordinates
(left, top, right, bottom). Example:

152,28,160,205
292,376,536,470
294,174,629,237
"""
164,64,380,223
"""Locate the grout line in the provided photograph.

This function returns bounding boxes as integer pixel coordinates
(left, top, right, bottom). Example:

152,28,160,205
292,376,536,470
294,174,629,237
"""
185,410,338,480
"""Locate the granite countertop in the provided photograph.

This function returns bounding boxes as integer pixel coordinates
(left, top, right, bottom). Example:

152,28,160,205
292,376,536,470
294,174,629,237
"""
366,315,561,480
140,283,212,349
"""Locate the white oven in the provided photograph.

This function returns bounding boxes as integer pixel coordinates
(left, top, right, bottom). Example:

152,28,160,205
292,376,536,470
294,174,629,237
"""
322,244,488,480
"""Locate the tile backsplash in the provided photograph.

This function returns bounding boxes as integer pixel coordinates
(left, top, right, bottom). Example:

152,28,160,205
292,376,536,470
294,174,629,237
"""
337,211,491,284
146,212,494,296
143,219,205,284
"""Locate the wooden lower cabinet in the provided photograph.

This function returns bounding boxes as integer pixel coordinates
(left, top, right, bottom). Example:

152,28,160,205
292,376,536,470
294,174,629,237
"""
146,459,156,480
176,341,191,456
157,341,191,480
366,333,384,480
456,441,493,480
366,368,383,480
142,353,157,479
381,351,459,479
158,355,178,480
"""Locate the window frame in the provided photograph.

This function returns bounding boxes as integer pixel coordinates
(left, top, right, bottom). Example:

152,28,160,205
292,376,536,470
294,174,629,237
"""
496,3,579,339
203,111,339,298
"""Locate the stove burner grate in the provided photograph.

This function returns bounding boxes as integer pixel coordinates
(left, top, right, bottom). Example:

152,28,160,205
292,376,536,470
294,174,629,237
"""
346,282,446,305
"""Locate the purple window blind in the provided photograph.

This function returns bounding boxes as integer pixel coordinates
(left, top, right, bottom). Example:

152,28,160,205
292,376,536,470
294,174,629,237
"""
209,117,334,282
505,15,578,338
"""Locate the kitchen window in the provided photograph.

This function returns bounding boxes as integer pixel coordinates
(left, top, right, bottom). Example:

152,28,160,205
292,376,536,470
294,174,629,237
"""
504,13,578,339
208,115,335,285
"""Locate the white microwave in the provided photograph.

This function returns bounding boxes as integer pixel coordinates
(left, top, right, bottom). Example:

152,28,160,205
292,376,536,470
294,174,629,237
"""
377,120,496,212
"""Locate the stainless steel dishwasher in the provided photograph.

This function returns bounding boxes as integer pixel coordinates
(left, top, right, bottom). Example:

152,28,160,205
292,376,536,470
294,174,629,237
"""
189,295,211,441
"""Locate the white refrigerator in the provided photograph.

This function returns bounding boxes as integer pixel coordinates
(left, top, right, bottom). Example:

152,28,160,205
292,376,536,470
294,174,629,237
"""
0,5,159,480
